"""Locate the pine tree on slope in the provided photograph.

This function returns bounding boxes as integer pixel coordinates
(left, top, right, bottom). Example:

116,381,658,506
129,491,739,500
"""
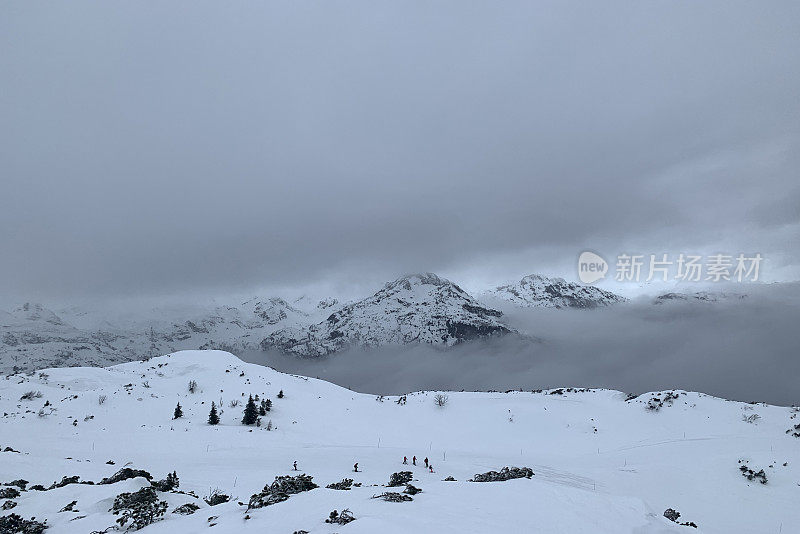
242,395,258,425
208,401,220,425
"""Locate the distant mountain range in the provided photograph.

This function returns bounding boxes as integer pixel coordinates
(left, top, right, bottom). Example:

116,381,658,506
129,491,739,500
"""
3,273,757,372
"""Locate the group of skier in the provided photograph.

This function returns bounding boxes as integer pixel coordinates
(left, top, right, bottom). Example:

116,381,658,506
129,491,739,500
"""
403,455,434,472
291,457,434,474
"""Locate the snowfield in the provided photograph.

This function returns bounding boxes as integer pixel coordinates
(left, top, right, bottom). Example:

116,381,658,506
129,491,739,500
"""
1,350,797,533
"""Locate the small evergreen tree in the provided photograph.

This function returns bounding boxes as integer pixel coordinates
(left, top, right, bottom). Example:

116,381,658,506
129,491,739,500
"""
208,402,220,425
259,399,272,415
277,390,284,399
173,403,183,419
242,395,258,425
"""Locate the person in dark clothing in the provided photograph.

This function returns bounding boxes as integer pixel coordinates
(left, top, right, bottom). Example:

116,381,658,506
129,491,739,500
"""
403,456,408,464
429,464,434,473
424,457,428,468
293,461,298,471
353,462,359,472
413,456,416,466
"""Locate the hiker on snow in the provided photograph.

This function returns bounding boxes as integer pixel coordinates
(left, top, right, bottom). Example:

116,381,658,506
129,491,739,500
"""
353,462,359,472
293,461,298,471
413,456,416,465
424,457,428,468
403,456,408,464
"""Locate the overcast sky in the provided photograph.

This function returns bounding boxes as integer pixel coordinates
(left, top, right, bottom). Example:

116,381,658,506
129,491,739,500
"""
1,1,798,306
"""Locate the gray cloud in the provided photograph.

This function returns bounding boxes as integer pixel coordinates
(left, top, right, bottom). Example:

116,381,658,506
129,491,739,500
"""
0,1,798,303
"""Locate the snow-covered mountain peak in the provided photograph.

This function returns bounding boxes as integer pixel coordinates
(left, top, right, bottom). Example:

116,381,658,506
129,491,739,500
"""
12,302,67,326
485,274,626,309
262,273,513,357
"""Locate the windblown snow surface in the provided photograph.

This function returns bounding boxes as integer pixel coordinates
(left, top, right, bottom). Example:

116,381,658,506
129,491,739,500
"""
1,351,797,533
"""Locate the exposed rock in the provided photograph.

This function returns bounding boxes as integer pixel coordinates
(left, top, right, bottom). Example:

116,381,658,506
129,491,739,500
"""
99,468,152,485
372,492,413,502
172,503,199,515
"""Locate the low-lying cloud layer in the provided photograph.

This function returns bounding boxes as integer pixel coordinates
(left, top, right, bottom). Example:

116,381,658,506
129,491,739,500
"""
242,285,800,406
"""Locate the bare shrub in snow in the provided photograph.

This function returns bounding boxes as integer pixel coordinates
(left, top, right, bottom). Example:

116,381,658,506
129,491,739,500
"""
664,508,698,528
110,486,168,531
172,503,199,515
742,413,761,424
151,471,179,492
19,391,42,401
0,487,21,499
434,393,449,407
0,514,47,534
387,471,413,487
372,492,413,502
646,391,682,411
3,480,27,490
188,380,198,393
325,508,356,525
403,484,422,495
247,474,318,510
738,464,767,484
469,466,533,482
325,478,353,490
204,488,230,506
98,395,107,405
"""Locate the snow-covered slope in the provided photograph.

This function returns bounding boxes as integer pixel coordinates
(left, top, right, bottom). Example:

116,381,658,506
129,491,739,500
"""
483,274,627,309
1,350,797,533
262,273,513,357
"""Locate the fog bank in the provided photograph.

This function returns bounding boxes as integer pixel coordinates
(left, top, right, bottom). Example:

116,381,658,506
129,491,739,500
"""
239,290,800,406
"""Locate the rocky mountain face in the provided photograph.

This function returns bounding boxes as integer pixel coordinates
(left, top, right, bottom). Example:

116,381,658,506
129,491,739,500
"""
653,291,747,305
0,303,136,373
0,298,317,373
484,274,626,309
262,273,513,357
